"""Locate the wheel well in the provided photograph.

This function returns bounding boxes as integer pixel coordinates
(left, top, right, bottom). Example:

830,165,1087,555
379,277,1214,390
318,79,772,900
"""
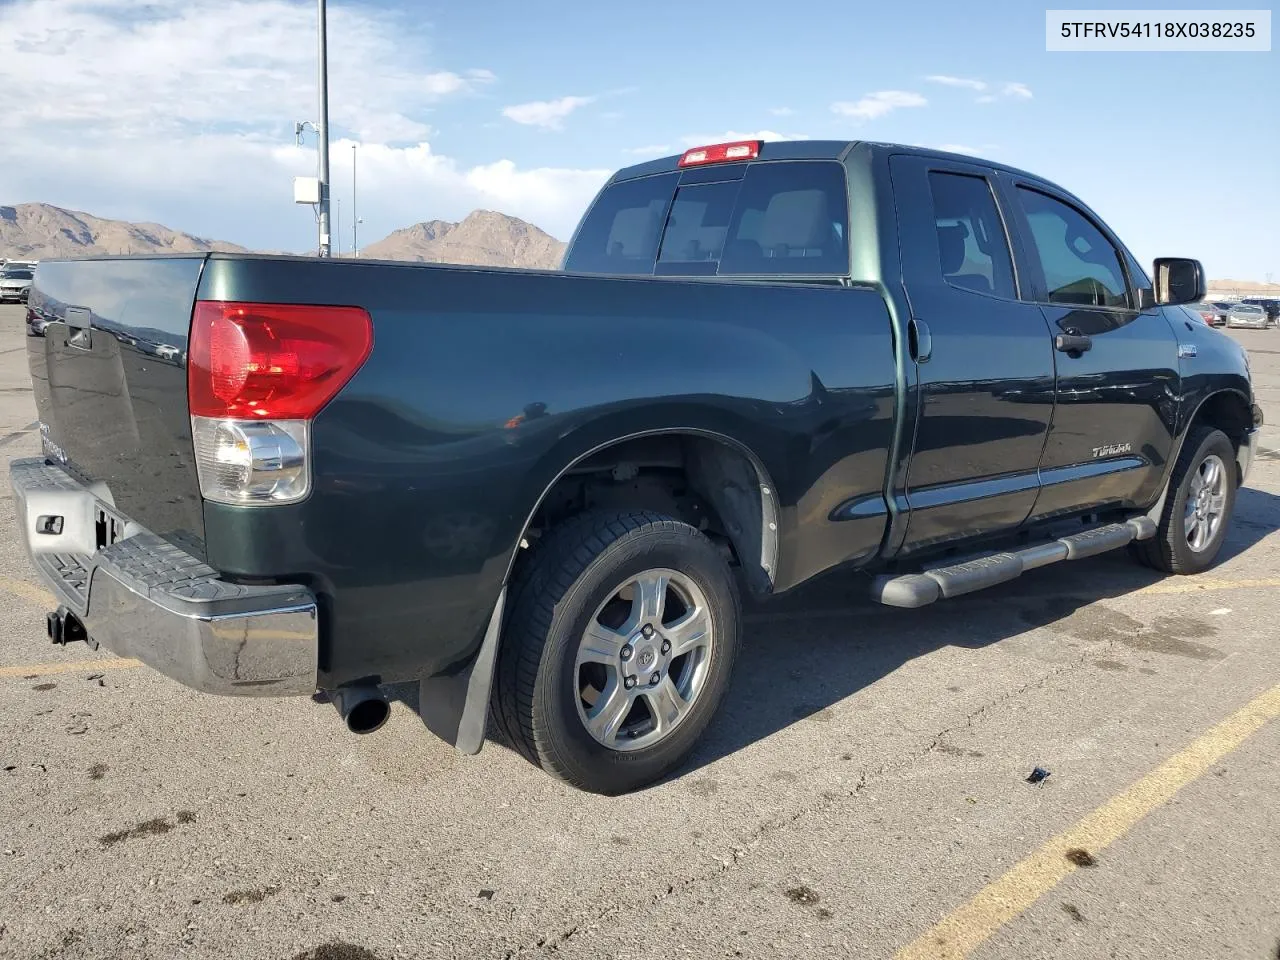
518,434,779,597
1194,390,1251,457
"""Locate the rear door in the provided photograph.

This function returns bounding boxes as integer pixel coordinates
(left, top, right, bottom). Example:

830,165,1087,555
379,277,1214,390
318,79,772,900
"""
888,155,1057,555
998,180,1180,519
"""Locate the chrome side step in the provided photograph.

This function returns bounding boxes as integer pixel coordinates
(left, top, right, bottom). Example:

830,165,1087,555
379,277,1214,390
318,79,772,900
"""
871,517,1157,609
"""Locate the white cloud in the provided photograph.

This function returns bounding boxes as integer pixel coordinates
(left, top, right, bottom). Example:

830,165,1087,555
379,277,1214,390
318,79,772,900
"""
928,75,1033,103
501,96,596,131
925,75,988,92
831,91,928,121
623,145,673,157
0,0,607,249
0,0,493,143
679,130,809,146
768,107,796,116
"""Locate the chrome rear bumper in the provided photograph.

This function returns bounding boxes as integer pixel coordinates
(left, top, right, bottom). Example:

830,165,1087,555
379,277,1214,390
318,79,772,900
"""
9,458,318,696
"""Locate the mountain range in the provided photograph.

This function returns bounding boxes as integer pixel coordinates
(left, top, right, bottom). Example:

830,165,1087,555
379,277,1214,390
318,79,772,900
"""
0,203,565,270
3,204,1272,292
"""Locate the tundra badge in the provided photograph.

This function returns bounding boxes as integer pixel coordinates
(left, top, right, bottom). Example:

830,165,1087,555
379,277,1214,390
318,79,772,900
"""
1092,442,1132,458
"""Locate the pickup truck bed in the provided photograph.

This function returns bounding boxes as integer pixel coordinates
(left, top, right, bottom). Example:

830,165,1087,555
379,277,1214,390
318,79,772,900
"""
11,138,1261,794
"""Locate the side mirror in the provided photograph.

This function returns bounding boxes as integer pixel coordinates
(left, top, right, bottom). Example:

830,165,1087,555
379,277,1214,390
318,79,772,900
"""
1153,257,1206,306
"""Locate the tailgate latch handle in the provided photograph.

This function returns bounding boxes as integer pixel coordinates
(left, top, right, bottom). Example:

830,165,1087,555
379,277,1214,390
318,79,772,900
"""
64,306,92,350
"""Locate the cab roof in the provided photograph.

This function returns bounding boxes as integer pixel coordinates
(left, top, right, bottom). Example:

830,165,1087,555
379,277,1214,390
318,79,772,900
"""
610,139,1044,186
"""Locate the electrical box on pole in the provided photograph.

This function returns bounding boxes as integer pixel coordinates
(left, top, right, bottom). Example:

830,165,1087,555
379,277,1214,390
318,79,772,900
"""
294,177,322,205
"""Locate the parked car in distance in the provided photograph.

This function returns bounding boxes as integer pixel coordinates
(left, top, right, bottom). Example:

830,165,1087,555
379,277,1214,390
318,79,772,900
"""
11,139,1262,795
1188,302,1219,325
1205,301,1234,326
1227,302,1269,329
0,264,35,303
1242,298,1279,326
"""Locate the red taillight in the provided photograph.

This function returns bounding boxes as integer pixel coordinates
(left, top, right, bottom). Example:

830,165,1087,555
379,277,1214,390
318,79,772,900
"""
678,140,762,167
188,301,373,419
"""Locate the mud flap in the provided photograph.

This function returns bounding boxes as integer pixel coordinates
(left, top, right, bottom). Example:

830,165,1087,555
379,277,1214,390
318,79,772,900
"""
417,587,506,756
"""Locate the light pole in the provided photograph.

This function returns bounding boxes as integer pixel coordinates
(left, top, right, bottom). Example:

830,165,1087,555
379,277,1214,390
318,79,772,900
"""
334,198,342,256
315,0,332,257
351,143,359,257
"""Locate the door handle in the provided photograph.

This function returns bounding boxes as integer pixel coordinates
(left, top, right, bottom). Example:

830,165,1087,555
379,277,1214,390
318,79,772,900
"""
909,317,932,364
1054,332,1092,356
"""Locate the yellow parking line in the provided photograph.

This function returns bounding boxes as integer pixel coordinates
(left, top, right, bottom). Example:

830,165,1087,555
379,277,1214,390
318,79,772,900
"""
0,575,56,608
0,656,141,678
893,682,1280,960
1135,576,1280,595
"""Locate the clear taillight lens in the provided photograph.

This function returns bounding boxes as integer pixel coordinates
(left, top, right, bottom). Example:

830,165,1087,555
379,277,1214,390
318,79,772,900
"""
192,416,309,505
186,301,372,508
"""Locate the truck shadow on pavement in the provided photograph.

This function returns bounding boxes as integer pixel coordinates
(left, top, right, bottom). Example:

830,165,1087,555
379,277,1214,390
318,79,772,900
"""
678,484,1280,780
379,487,1278,785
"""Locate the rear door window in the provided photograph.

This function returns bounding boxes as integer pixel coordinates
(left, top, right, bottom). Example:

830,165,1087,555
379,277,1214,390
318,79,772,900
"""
926,171,1016,298
566,161,849,278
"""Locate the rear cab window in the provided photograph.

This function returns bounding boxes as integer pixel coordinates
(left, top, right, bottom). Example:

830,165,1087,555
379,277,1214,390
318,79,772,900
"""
565,161,849,278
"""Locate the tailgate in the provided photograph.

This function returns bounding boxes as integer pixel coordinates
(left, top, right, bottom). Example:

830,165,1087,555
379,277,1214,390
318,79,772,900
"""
27,256,208,557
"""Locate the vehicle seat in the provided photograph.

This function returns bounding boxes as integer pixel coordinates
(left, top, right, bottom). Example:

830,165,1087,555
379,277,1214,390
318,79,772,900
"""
937,223,992,295
757,190,832,261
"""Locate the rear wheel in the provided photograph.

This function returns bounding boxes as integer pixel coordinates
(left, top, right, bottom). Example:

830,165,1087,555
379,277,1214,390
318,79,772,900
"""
493,510,741,794
1132,425,1236,574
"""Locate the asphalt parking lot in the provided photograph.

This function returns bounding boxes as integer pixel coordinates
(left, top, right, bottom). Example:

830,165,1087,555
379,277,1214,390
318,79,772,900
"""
0,302,1277,960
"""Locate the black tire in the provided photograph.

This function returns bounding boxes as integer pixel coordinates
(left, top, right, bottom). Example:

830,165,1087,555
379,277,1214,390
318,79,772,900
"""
1131,425,1236,574
493,510,741,794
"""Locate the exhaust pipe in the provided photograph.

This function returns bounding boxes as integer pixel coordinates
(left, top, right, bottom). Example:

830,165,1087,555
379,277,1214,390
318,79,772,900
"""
329,685,390,735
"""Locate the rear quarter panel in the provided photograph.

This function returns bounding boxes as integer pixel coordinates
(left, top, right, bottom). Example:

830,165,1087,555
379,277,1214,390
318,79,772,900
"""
196,256,896,687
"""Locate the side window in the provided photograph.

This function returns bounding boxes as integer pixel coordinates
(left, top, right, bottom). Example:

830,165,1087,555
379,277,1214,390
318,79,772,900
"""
1016,187,1131,308
719,161,849,275
927,172,1016,298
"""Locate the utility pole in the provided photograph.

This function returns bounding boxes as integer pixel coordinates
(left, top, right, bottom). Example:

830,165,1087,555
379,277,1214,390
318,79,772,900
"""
351,142,359,257
315,0,332,257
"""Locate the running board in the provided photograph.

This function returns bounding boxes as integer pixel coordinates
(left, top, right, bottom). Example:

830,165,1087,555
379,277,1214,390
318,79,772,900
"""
871,517,1157,609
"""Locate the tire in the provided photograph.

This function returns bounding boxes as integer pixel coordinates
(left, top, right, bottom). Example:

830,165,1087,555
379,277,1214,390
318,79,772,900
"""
493,510,741,794
1132,425,1237,574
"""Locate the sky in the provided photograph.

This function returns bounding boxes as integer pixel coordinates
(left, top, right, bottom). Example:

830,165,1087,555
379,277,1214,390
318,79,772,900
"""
0,0,1276,278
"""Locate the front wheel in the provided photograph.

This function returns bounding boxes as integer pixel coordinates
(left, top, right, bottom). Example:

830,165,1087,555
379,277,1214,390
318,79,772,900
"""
1132,425,1237,574
493,510,741,794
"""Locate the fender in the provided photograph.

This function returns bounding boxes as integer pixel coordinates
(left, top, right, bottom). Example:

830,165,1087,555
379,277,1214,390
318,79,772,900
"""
419,421,780,756
1145,385,1256,519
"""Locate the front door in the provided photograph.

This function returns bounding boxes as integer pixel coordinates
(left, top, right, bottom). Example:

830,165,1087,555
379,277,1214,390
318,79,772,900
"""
888,155,1057,556
999,181,1180,520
